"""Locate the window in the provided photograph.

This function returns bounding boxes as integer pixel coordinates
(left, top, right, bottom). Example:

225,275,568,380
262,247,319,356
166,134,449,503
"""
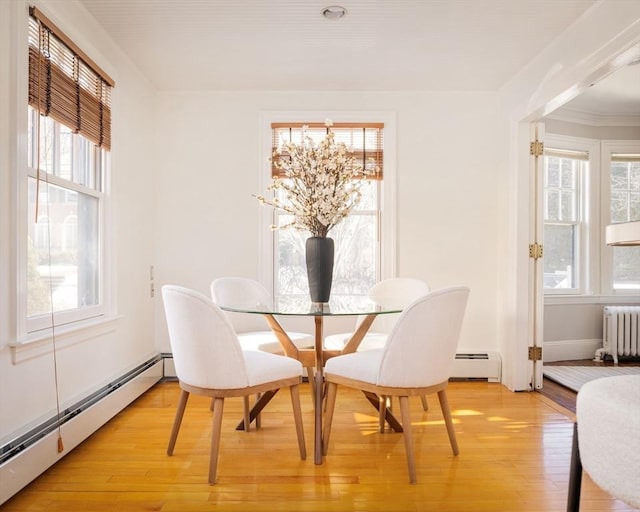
543,135,640,299
259,114,396,305
23,8,114,334
606,148,640,292
543,147,588,292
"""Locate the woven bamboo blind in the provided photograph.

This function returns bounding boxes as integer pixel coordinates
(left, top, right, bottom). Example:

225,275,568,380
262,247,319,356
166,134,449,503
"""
271,122,384,179
28,6,114,150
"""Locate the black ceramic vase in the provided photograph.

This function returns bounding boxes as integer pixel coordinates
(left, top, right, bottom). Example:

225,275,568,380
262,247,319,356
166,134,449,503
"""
305,237,334,303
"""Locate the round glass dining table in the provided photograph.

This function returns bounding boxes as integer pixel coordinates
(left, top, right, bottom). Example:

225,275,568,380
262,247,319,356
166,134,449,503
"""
220,295,403,464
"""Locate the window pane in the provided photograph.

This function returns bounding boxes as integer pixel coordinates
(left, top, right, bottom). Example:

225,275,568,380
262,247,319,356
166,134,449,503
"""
544,155,579,222
274,212,377,301
630,163,640,189
27,178,99,317
543,224,577,289
611,163,628,190
631,192,640,220
546,158,559,187
28,107,101,189
610,191,628,223
38,116,55,174
546,189,559,221
560,160,574,188
613,246,640,291
355,179,377,211
331,215,376,295
59,125,73,180
275,220,306,299
561,190,574,221
610,157,640,292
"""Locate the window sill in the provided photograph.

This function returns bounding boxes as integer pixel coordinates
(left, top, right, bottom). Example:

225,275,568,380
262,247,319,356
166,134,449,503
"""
544,295,640,306
10,315,121,364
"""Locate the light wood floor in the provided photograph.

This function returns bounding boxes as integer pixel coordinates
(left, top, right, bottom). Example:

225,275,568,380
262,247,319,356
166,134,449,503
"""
2,380,636,512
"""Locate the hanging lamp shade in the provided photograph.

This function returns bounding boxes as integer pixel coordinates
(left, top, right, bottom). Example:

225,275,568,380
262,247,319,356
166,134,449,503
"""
605,221,640,246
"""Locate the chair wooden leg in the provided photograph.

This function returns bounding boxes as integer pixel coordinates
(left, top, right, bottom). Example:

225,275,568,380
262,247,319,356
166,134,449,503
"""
567,422,582,512
306,366,315,403
322,382,338,456
399,395,417,484
255,392,261,429
167,389,189,455
208,397,225,485
289,384,306,460
243,396,251,432
420,395,429,411
437,389,459,455
378,395,387,432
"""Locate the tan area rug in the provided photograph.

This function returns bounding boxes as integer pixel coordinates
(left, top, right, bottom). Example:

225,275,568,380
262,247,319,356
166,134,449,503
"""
543,366,640,392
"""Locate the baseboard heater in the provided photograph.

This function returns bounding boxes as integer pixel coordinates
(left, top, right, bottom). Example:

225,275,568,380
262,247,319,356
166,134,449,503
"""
161,351,503,382
451,352,501,382
0,355,163,506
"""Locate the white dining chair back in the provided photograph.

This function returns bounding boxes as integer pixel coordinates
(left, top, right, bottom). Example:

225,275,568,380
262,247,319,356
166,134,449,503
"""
323,286,470,484
210,277,276,334
164,285,248,389
324,277,430,351
210,277,314,353
161,285,306,484
378,286,467,387
365,277,431,334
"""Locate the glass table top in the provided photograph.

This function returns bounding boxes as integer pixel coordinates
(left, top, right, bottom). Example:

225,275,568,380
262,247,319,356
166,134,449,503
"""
218,294,403,316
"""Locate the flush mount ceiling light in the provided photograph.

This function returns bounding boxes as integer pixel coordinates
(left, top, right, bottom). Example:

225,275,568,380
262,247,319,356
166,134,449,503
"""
322,5,347,20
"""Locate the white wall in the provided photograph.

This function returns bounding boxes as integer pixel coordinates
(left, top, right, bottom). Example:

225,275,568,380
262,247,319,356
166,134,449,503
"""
0,0,157,443
543,303,604,362
153,91,501,355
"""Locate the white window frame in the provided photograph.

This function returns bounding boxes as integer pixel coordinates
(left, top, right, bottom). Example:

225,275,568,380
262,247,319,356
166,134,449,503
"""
544,135,640,305
543,134,599,296
19,109,111,337
258,111,396,297
600,140,640,296
11,3,114,342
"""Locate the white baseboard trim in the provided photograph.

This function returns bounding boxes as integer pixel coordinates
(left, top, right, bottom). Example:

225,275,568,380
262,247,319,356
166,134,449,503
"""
543,339,602,362
0,357,162,506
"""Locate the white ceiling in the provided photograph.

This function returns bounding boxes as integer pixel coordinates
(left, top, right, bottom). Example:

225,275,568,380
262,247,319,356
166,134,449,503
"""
556,61,640,117
77,0,639,116
78,0,598,91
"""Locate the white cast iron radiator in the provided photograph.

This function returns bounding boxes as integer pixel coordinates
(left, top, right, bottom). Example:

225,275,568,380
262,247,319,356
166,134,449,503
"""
596,306,640,363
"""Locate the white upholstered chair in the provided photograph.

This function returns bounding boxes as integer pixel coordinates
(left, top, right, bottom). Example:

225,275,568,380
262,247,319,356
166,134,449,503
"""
211,277,316,405
161,285,306,485
324,278,431,412
322,286,470,484
567,374,640,510
324,278,431,351
210,277,314,353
